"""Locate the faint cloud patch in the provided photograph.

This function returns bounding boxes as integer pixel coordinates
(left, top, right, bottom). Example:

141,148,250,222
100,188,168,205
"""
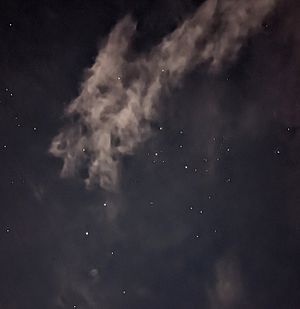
208,254,244,309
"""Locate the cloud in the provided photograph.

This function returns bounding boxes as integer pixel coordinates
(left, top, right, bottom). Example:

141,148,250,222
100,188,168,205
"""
208,255,244,309
50,0,277,190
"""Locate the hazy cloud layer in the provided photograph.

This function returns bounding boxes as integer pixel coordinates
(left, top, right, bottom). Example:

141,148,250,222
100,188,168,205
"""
50,0,277,190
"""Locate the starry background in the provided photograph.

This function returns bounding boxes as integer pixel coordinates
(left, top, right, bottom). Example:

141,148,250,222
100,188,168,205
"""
0,0,300,308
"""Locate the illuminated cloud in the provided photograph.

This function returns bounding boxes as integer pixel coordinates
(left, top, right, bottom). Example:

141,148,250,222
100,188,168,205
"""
50,0,276,190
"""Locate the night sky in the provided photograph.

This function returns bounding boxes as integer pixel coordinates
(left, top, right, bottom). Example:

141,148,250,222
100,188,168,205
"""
0,0,300,308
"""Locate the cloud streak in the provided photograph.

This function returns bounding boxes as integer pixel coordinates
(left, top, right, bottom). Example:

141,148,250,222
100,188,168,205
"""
50,0,276,190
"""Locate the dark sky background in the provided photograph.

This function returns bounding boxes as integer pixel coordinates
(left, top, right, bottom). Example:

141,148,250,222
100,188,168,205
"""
0,0,300,308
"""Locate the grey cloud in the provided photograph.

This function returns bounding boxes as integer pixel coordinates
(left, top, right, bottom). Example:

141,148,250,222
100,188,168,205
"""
50,0,277,190
208,255,244,309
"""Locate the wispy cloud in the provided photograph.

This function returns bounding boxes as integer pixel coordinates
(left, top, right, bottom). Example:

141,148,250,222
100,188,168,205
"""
50,0,277,190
